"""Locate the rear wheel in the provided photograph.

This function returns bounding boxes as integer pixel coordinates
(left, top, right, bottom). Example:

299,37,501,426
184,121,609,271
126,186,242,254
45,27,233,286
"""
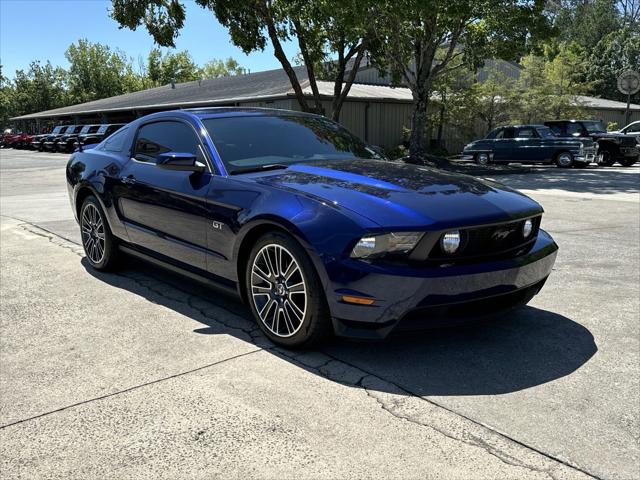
80,196,120,271
246,231,331,348
619,158,638,167
555,152,573,168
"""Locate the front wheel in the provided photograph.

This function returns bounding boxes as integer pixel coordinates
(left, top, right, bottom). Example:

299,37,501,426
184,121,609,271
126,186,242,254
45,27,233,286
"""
80,196,120,271
555,152,573,168
246,231,331,348
475,152,490,165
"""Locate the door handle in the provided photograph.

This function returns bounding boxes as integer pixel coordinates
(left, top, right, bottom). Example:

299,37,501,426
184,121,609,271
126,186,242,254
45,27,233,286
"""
121,175,137,185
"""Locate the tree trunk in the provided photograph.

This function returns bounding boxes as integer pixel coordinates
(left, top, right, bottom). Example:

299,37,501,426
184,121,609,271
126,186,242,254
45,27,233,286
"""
331,44,365,122
264,15,311,112
407,92,429,163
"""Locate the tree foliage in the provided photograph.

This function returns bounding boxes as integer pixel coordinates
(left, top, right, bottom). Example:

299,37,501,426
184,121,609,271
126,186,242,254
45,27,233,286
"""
587,28,640,102
65,39,142,103
370,0,552,161
109,0,373,121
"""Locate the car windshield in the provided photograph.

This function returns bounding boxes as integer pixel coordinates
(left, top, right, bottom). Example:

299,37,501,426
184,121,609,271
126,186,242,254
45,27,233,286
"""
537,126,556,138
80,125,93,134
583,121,606,133
202,114,382,173
62,126,75,134
52,126,63,134
97,125,109,134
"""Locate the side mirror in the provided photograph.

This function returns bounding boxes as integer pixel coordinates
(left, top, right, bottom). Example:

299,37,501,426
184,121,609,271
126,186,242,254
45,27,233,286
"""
156,152,206,172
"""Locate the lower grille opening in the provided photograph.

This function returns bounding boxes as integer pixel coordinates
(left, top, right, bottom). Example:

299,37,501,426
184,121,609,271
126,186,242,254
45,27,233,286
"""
395,278,547,332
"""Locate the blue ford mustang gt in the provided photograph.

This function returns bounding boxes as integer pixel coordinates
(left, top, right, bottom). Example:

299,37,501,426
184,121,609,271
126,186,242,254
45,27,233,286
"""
66,108,558,348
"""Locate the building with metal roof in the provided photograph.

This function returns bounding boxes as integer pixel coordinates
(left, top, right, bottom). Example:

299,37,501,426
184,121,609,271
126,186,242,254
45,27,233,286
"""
11,63,640,153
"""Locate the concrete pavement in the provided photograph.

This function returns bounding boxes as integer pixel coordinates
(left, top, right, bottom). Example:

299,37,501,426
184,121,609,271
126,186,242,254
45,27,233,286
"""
1,149,638,479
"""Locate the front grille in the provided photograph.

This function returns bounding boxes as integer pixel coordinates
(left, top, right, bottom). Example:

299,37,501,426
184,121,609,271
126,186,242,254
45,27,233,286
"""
427,216,541,263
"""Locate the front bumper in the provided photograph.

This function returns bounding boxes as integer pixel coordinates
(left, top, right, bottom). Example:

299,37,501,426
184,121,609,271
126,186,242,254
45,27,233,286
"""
327,229,558,339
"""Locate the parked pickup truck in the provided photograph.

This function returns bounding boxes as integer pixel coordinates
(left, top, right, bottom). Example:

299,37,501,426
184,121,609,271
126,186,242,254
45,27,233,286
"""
462,124,597,168
31,126,62,151
57,124,101,153
544,120,638,167
614,121,640,144
41,125,76,151
74,123,126,148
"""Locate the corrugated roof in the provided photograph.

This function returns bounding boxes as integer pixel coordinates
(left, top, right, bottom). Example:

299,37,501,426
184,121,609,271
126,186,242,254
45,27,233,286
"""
11,65,639,121
11,66,310,120
576,95,640,111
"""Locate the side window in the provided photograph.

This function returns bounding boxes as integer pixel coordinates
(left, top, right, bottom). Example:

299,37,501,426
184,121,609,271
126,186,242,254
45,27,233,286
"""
133,121,204,163
502,127,515,139
486,128,501,139
567,123,584,136
101,128,129,152
516,127,537,138
627,123,640,133
494,128,505,139
547,124,563,135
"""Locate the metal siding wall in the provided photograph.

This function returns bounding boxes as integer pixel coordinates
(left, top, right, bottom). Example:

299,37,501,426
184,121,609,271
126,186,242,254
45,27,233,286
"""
238,99,292,110
588,108,640,127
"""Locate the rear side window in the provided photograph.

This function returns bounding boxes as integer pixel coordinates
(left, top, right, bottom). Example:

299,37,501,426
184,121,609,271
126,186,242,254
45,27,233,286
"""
567,123,584,136
495,127,515,139
133,121,204,163
516,127,537,138
547,124,564,135
100,128,129,152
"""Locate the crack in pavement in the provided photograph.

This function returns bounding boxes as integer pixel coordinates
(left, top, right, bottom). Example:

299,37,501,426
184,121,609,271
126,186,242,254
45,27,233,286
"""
4,219,600,479
0,349,263,430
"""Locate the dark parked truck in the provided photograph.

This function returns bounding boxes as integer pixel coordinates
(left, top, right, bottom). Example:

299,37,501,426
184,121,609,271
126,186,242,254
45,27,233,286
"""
42,125,78,151
75,123,126,148
57,125,101,153
31,126,64,151
462,124,597,168
544,120,639,167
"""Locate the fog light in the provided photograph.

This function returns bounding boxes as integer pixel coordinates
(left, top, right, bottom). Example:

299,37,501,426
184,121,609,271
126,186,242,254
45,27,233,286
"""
441,231,461,254
523,219,533,238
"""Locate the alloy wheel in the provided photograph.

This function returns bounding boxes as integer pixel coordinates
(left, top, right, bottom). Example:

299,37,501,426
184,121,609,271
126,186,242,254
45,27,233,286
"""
250,244,307,338
557,153,573,168
81,203,106,264
476,153,489,165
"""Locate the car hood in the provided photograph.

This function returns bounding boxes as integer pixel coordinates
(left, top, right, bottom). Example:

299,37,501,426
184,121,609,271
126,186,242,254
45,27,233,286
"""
248,159,542,229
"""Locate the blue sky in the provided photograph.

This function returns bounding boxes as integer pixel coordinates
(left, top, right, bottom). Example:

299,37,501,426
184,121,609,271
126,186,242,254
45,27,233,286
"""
0,0,297,79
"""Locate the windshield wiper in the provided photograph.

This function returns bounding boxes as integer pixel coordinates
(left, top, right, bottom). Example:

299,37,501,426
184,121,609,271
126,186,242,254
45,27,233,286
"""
229,163,290,175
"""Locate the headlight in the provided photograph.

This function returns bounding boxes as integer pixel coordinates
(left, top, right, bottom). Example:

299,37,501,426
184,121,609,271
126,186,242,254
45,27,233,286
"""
351,232,423,259
441,230,461,254
522,219,533,238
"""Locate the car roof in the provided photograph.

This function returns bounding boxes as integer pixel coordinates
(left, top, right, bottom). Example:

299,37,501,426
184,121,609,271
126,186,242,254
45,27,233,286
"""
496,124,547,129
183,106,323,120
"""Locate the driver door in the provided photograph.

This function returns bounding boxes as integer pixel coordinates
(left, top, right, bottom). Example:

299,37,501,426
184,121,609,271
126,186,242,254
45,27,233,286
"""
117,119,213,271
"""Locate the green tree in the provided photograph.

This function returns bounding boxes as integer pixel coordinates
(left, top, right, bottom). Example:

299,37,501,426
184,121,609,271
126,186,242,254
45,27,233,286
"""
144,48,202,86
551,0,621,51
0,66,16,126
200,57,247,79
370,0,552,162
110,0,373,121
587,27,640,101
12,61,68,117
65,39,142,103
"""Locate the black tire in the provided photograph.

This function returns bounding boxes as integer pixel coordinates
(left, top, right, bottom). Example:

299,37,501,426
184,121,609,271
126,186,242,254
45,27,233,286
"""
475,152,490,165
555,151,573,168
245,231,331,348
79,195,120,271
619,158,638,167
599,150,615,167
